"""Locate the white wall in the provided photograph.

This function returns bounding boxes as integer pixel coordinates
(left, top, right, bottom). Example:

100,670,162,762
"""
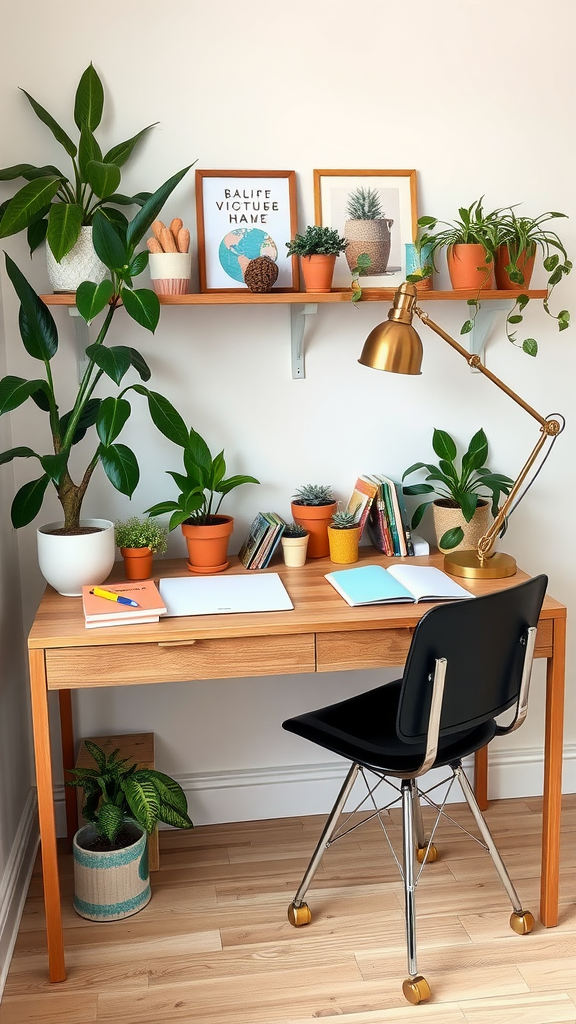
0,0,575,845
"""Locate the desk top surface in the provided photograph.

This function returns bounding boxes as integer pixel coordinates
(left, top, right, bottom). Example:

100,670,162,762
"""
28,548,565,651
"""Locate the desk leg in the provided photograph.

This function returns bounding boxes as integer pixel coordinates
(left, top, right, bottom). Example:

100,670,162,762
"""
29,649,66,982
59,690,78,843
540,616,566,927
474,745,488,811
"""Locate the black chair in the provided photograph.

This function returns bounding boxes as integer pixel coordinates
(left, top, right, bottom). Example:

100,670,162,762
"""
282,574,547,1004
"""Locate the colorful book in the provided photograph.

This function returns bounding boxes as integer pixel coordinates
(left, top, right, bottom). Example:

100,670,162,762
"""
325,564,473,607
367,493,394,556
81,580,167,628
238,513,271,568
346,476,380,537
251,513,286,569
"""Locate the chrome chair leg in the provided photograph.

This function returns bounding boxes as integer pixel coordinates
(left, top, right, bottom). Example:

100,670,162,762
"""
288,763,359,925
456,766,535,934
401,780,431,1003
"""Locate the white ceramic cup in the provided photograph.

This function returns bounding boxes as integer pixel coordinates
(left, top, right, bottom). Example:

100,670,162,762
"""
149,252,192,295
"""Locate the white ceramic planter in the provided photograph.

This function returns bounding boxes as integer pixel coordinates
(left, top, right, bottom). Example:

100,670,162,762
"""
73,822,151,921
37,518,115,596
149,252,192,295
281,534,309,567
46,226,108,293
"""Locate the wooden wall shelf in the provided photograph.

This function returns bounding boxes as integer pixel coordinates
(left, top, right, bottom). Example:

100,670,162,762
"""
40,287,548,380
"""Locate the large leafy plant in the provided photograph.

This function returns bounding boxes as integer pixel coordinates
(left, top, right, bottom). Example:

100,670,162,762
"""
145,415,260,529
0,63,156,261
0,164,193,531
66,740,192,846
402,428,514,550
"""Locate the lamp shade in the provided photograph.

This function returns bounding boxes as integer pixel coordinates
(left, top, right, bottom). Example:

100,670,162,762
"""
359,319,423,374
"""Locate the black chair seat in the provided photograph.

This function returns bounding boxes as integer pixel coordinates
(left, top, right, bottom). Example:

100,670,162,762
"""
283,678,497,774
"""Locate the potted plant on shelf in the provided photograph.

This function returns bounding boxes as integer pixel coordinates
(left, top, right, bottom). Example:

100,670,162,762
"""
0,63,160,292
280,522,309,567
66,739,192,921
418,197,501,293
402,427,514,553
344,186,394,276
291,484,337,558
327,505,362,564
495,207,571,356
145,416,259,574
115,516,168,580
286,225,348,292
0,163,193,596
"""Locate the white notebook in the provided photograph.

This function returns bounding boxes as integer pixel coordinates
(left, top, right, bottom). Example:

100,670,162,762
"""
159,573,294,616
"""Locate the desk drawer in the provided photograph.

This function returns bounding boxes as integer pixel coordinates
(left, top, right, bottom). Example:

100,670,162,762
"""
46,633,315,688
316,628,413,673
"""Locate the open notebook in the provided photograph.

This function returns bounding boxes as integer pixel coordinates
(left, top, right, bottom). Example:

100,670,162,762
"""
159,573,294,616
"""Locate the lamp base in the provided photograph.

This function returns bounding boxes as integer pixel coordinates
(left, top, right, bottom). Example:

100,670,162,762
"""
443,549,517,580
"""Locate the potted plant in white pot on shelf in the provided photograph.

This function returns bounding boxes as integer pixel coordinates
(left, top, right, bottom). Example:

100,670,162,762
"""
0,164,193,596
0,63,160,292
285,226,348,292
114,516,168,580
290,484,336,558
402,428,513,554
280,521,309,567
145,417,259,574
66,740,192,921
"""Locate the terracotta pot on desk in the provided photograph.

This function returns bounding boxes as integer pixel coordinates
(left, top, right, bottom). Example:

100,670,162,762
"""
291,501,336,558
120,546,154,580
181,515,234,573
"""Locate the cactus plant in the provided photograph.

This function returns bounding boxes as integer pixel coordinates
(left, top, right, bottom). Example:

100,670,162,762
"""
346,186,384,221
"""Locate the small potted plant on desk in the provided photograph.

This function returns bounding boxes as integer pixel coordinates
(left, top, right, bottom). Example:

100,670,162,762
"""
286,225,348,292
66,740,192,921
280,522,309,567
402,427,513,554
327,505,362,564
291,484,337,558
145,411,259,574
114,516,168,580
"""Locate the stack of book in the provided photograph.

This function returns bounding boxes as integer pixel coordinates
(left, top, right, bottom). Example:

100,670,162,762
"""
238,512,286,569
81,581,167,628
347,474,419,557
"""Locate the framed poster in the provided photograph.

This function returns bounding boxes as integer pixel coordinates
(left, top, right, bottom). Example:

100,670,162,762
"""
313,169,418,289
195,170,299,292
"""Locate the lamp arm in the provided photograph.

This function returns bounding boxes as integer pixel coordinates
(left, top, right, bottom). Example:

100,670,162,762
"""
413,305,563,564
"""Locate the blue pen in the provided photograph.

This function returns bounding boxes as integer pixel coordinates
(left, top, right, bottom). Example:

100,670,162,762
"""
91,586,139,608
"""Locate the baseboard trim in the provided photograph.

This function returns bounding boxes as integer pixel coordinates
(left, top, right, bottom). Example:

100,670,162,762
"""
54,744,576,834
0,790,39,998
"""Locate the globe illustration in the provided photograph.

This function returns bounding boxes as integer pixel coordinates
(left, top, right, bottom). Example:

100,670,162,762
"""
219,228,278,283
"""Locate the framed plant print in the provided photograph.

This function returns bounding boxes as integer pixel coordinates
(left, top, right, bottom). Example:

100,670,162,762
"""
313,169,418,290
195,170,299,292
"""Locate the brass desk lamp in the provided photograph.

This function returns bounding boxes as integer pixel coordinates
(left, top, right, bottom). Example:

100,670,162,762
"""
358,282,563,579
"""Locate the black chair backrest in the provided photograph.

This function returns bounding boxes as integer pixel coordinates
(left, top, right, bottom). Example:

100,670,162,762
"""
397,575,548,744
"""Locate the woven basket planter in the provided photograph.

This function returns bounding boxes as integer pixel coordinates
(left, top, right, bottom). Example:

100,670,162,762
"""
344,218,393,274
432,499,491,554
73,822,151,921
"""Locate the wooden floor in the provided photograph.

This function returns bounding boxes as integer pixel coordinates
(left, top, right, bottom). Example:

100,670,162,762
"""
2,793,576,1024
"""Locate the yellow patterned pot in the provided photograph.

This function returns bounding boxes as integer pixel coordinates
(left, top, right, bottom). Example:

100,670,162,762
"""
327,526,361,564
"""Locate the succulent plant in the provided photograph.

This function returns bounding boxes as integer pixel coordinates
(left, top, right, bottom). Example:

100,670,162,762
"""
282,521,308,538
292,484,335,506
330,504,360,529
346,186,384,221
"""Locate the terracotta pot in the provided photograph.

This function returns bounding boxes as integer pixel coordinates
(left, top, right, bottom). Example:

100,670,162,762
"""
121,546,154,580
447,244,494,290
327,525,361,564
300,254,337,292
494,245,536,290
291,501,337,558
181,515,234,573
432,499,491,554
281,533,309,567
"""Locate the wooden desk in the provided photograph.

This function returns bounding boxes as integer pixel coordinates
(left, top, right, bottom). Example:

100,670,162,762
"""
27,550,566,983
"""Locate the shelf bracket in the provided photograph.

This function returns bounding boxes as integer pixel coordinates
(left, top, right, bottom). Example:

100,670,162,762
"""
290,303,318,379
68,306,90,383
468,299,510,366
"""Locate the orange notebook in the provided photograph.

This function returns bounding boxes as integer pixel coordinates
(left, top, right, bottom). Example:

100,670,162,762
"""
81,580,167,628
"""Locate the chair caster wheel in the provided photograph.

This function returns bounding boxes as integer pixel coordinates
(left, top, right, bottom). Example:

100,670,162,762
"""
288,901,312,927
402,975,431,1004
416,843,438,863
510,910,534,934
